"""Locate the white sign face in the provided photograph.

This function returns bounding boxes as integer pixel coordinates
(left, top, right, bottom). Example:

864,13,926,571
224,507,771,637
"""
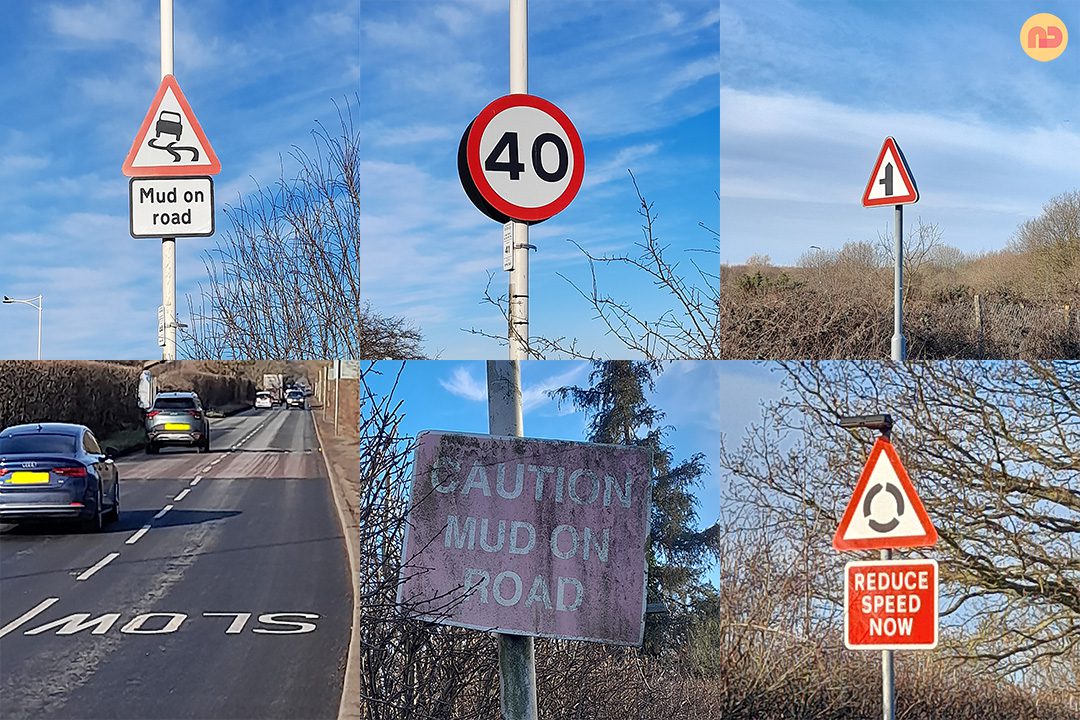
156,307,166,347
460,94,584,224
861,137,917,207
129,177,214,238
122,75,221,177
502,222,514,271
833,438,937,551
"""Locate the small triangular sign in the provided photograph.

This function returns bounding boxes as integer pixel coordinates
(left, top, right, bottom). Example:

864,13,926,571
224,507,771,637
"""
833,437,937,551
122,75,220,177
861,136,917,207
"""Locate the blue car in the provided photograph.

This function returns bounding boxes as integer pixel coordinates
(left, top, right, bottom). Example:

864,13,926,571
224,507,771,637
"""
0,423,120,532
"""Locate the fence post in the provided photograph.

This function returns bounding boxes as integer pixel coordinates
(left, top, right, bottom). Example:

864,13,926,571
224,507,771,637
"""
973,293,984,359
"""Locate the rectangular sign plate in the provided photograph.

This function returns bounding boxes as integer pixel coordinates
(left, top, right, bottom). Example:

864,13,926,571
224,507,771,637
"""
129,176,214,238
844,559,938,650
398,430,653,646
502,222,514,271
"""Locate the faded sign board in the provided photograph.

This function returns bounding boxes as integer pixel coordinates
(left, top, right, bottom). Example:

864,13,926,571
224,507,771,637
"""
398,430,652,646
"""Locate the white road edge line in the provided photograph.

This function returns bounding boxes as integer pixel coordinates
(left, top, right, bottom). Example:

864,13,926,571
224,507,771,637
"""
174,488,191,502
0,597,60,638
202,466,213,473
125,524,152,545
191,476,202,486
76,552,120,581
153,504,174,520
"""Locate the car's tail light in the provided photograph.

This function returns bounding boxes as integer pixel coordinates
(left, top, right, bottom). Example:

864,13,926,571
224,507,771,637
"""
0,468,9,478
187,410,201,418
147,410,161,419
53,466,88,478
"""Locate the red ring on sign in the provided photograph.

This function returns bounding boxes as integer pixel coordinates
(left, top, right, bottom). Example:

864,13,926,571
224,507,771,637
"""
465,94,585,223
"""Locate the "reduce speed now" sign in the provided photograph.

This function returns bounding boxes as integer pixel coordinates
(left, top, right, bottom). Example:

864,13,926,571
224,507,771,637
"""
844,559,938,650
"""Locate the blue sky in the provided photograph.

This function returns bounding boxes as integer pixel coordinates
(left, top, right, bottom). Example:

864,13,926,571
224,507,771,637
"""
358,0,720,358
364,359,723,536
721,0,1080,265
0,0,357,359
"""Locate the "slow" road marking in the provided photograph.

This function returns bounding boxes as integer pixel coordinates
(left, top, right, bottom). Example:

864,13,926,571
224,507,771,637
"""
153,505,174,520
0,597,60,638
125,524,152,545
174,488,191,502
77,552,120,581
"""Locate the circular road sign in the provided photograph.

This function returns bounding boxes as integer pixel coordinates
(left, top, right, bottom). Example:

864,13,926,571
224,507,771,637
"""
458,94,584,225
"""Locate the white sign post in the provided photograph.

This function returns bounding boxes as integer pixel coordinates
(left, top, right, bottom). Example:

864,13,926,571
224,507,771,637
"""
122,1,221,361
862,137,918,363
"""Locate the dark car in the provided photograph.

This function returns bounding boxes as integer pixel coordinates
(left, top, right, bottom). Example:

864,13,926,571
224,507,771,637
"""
0,423,120,531
285,389,305,409
155,110,183,140
145,391,210,454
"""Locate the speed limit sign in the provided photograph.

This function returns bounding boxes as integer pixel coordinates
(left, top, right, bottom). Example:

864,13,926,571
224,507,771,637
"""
458,94,585,224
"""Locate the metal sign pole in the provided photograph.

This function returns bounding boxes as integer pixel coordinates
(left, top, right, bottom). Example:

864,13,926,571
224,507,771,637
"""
160,0,177,361
891,204,905,362
486,359,538,720
508,0,529,360
880,421,896,720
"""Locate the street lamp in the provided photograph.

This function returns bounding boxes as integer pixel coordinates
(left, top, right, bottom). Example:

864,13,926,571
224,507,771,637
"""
2,294,43,360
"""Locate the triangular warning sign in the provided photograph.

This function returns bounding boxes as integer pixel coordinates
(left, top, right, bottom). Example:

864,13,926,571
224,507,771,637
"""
861,136,917,207
833,437,937,551
122,75,220,177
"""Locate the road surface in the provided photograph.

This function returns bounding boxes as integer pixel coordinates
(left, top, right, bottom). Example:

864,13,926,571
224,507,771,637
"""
0,408,351,719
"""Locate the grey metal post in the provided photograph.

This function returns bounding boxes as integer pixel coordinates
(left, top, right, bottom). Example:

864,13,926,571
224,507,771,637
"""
880,424,896,720
890,204,905,362
160,0,177,360
508,0,529,360
486,360,538,720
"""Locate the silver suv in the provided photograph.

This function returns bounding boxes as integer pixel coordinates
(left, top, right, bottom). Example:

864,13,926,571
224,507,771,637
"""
145,392,210,454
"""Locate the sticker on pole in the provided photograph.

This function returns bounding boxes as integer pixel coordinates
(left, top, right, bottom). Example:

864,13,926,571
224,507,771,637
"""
833,437,937,551
398,430,651,646
845,559,938,650
458,94,585,224
122,75,221,177
861,136,917,207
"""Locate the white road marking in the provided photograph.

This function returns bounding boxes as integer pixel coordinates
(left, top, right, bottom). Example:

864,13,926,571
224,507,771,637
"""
153,505,174,520
174,488,191,502
0,597,61,638
125,524,152,545
77,552,120,581
202,465,213,473
191,476,202,486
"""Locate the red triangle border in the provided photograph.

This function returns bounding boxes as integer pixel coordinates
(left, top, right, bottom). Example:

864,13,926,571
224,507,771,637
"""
121,74,221,177
833,437,938,551
861,136,917,207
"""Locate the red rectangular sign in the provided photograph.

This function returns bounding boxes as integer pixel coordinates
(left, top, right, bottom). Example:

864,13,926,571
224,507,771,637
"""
844,559,938,650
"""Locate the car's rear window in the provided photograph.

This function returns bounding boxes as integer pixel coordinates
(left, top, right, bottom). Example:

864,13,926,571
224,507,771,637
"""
257,392,271,397
287,391,302,398
0,434,77,455
154,397,196,410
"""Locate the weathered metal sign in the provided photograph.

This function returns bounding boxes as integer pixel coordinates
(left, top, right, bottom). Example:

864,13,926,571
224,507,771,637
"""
398,430,652,646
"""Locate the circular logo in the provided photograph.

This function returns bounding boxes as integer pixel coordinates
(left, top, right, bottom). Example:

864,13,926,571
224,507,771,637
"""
1021,13,1068,62
458,94,585,224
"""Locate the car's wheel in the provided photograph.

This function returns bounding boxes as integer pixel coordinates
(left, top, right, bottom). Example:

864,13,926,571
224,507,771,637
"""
83,487,104,533
105,482,120,523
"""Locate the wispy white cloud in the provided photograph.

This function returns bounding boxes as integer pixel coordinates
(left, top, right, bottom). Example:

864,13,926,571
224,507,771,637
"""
439,365,487,401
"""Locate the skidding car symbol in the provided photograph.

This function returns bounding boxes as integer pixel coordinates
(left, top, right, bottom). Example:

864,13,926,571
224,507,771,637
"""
155,111,183,141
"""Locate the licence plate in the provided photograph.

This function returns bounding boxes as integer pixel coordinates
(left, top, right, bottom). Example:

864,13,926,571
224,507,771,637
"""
164,423,191,430
10,471,50,484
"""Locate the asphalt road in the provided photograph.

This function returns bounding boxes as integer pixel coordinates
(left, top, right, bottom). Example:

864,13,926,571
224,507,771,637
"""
0,408,351,720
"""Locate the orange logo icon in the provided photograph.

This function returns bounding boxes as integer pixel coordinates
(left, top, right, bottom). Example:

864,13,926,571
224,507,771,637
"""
1021,13,1068,61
